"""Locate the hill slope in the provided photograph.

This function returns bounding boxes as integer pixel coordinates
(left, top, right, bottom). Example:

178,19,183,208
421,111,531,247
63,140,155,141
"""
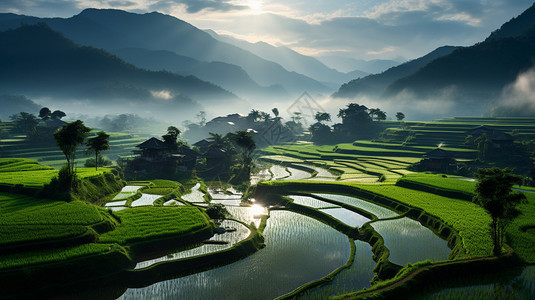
333,46,458,98
0,9,330,96
0,24,240,119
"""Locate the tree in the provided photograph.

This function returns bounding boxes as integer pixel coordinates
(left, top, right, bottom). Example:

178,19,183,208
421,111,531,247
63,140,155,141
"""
396,112,405,121
51,110,66,120
10,112,38,136
375,110,387,121
473,168,526,256
337,103,371,127
260,112,271,123
309,122,331,144
85,131,110,171
197,111,207,126
54,120,91,175
291,112,302,124
231,130,256,167
162,126,181,151
246,109,261,123
39,107,51,120
314,112,331,123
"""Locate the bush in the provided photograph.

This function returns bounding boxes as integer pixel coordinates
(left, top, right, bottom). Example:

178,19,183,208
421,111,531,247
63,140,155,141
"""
84,156,112,168
205,204,229,220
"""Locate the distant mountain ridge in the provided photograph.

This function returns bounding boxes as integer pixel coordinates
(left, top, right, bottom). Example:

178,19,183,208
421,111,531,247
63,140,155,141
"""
205,30,368,87
333,46,458,98
384,8,535,99
334,3,535,117
0,23,240,119
0,9,330,97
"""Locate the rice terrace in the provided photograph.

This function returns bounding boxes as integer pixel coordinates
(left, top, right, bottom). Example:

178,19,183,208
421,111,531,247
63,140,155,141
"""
1,1,535,300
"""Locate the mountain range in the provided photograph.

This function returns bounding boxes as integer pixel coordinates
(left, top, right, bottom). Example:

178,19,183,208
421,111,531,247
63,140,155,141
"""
333,3,535,117
1,4,534,119
0,9,342,99
0,23,239,119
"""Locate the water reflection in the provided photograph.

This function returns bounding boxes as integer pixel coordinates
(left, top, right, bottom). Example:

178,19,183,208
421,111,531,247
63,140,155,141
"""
371,217,450,266
118,211,351,300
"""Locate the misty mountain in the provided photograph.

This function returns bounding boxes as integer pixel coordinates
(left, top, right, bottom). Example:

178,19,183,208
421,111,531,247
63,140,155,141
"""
110,48,285,98
0,24,241,118
333,46,458,98
0,9,330,96
206,30,368,87
384,8,535,101
317,56,403,74
0,95,41,120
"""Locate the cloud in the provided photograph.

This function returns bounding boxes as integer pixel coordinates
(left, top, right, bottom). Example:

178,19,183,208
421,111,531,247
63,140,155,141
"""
495,67,535,116
149,0,247,14
0,0,81,17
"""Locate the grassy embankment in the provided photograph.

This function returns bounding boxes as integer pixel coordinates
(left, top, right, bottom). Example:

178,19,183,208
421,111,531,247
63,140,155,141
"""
0,158,215,298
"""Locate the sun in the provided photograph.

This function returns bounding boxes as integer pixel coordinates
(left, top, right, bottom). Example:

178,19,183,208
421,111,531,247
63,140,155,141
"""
247,0,262,12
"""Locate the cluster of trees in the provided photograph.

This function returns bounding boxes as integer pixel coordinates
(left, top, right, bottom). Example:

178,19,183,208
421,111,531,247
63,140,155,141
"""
52,120,110,192
183,108,302,148
196,130,256,184
309,103,405,144
9,107,66,138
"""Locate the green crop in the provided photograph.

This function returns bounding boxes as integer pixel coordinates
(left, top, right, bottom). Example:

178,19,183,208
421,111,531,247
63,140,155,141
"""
98,206,211,245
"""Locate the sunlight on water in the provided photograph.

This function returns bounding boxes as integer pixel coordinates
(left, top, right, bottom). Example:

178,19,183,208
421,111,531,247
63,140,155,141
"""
319,207,370,228
182,183,206,203
289,195,341,209
118,211,351,300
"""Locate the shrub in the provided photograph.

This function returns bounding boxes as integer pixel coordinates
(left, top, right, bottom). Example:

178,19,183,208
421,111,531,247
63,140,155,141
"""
84,156,112,168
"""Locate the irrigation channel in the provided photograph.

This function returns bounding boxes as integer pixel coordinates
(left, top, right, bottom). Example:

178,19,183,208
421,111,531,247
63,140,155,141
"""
103,164,533,299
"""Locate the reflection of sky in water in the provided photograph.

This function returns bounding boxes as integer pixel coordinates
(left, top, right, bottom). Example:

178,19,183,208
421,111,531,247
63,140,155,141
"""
298,241,375,299
105,200,127,207
119,211,350,300
182,183,205,203
282,167,312,180
131,194,162,207
289,195,341,209
319,207,370,228
371,217,450,266
425,266,535,299
313,193,398,219
135,220,250,269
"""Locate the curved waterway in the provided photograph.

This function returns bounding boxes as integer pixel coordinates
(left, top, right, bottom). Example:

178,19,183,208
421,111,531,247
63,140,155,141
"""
118,211,351,299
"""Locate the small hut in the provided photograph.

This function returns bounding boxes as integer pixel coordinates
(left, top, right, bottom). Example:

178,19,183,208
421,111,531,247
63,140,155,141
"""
134,137,170,161
420,148,455,172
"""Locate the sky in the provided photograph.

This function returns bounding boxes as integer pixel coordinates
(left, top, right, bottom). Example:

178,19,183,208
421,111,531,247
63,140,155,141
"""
2,0,534,61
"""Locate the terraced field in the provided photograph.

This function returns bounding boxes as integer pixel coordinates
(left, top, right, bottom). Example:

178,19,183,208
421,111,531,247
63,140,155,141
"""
0,158,112,188
0,132,146,168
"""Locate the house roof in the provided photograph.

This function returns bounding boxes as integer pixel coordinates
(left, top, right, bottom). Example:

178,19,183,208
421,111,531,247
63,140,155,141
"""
491,131,514,141
466,125,494,135
136,137,168,149
178,145,200,158
203,147,227,158
424,148,454,159
193,139,212,148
